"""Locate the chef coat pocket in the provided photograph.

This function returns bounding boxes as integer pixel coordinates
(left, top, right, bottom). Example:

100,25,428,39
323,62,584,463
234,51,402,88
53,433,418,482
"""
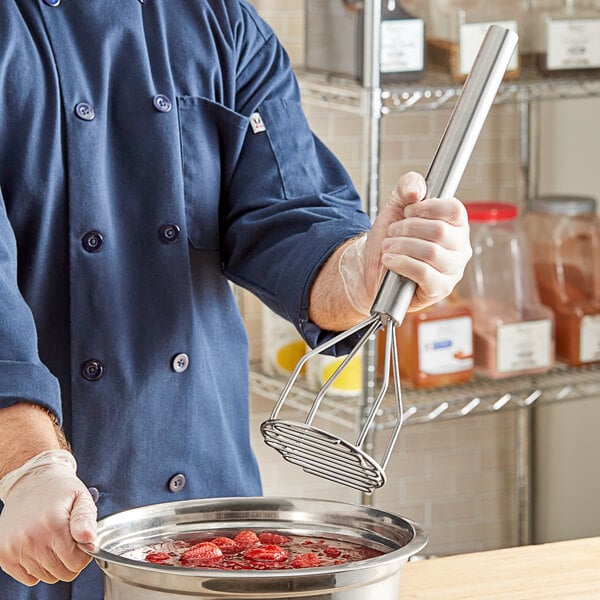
258,98,346,200
178,97,249,250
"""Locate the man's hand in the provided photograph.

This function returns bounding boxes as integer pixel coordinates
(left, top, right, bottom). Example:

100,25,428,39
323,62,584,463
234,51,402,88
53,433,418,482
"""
0,450,97,586
309,171,472,331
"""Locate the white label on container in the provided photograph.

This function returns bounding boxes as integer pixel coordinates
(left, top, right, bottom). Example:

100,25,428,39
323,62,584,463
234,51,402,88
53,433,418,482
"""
496,320,553,374
546,19,600,70
418,316,474,375
580,315,600,362
380,19,425,73
459,20,518,76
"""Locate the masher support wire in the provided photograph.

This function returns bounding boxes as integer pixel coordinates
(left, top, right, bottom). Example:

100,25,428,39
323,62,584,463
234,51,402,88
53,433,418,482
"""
356,316,393,446
380,321,405,470
354,316,404,470
268,314,381,423
306,317,382,426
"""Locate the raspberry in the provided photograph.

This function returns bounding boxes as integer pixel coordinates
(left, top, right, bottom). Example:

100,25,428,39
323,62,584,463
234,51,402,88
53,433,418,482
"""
243,544,289,562
258,532,291,545
180,542,224,566
233,530,260,549
211,536,238,554
145,551,170,564
291,552,321,568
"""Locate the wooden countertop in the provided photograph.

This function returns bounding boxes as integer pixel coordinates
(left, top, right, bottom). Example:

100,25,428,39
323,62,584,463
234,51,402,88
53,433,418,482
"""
401,537,600,599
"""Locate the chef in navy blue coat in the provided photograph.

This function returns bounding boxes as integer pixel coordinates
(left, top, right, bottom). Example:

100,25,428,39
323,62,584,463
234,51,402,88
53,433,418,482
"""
0,1,472,598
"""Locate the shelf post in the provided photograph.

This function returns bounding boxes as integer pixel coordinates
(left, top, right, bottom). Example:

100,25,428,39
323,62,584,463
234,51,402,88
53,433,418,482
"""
359,0,384,506
517,408,534,545
518,86,539,210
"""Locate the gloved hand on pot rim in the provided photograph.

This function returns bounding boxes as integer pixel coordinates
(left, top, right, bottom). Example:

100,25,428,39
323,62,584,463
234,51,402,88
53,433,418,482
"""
0,449,97,586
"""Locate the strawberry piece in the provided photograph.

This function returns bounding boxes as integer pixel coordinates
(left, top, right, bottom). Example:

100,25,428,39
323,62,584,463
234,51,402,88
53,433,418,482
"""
180,542,224,566
233,530,260,549
324,547,341,558
211,536,238,554
145,551,170,564
258,532,291,545
243,544,289,562
291,552,321,568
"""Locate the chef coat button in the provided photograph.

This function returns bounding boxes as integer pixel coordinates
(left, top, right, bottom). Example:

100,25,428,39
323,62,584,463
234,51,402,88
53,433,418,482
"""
81,359,104,382
82,231,104,253
75,102,95,121
43,0,61,6
159,223,180,244
168,473,186,493
153,94,172,113
172,353,189,373
88,487,100,504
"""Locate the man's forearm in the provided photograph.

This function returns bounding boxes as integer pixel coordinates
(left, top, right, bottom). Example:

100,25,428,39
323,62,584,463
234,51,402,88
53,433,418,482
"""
0,403,65,479
308,238,368,332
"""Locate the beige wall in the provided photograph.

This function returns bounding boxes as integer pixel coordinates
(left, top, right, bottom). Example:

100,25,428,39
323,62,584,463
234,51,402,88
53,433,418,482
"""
536,98,600,201
248,0,305,66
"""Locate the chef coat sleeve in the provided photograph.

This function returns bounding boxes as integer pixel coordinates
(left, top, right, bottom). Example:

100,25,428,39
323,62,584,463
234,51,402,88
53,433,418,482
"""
221,4,373,353
0,189,62,421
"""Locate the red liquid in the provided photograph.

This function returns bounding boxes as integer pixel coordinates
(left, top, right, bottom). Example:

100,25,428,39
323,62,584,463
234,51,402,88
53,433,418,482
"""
124,530,385,571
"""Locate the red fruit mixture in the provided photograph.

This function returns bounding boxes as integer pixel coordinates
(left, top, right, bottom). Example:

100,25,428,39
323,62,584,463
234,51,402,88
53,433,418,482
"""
129,529,384,571
180,542,224,567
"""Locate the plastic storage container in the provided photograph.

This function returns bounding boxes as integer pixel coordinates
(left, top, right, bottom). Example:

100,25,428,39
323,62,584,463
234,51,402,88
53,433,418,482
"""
261,306,306,378
305,0,425,84
403,0,522,80
377,297,474,389
522,195,600,365
455,202,555,378
306,349,363,398
530,0,600,75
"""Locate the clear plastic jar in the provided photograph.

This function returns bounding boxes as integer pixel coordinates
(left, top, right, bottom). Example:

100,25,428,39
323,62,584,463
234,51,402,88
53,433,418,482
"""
376,1,426,84
305,1,425,84
403,0,523,80
261,306,306,377
306,349,363,397
455,202,555,378
522,195,600,365
530,0,600,75
377,297,474,389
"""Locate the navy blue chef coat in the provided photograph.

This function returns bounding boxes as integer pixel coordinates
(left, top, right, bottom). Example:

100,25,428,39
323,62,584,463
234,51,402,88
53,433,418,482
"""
0,0,372,598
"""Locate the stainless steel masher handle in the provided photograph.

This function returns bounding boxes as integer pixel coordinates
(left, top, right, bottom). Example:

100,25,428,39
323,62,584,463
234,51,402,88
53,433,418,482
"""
371,25,519,325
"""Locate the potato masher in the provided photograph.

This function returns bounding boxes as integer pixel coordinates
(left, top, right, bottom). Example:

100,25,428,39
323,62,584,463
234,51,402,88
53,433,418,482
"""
261,25,519,494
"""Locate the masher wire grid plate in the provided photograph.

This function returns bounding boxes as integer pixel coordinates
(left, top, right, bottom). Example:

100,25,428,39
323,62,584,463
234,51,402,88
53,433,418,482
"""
260,419,386,494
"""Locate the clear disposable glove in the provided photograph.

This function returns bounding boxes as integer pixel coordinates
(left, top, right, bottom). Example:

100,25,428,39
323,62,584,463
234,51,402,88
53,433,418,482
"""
0,449,97,586
339,171,472,316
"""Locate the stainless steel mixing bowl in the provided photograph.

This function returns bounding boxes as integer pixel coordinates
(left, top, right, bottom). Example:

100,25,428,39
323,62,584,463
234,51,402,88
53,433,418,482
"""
85,496,427,599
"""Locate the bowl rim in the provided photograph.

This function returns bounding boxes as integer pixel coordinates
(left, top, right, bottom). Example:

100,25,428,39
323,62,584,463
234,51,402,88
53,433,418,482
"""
80,496,428,579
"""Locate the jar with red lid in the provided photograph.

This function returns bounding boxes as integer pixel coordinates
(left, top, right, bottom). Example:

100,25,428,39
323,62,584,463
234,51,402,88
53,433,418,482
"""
377,297,474,389
522,195,600,366
454,202,555,378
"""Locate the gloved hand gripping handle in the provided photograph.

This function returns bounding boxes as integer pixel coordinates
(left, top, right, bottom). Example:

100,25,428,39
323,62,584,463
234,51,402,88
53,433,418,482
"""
371,25,519,325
